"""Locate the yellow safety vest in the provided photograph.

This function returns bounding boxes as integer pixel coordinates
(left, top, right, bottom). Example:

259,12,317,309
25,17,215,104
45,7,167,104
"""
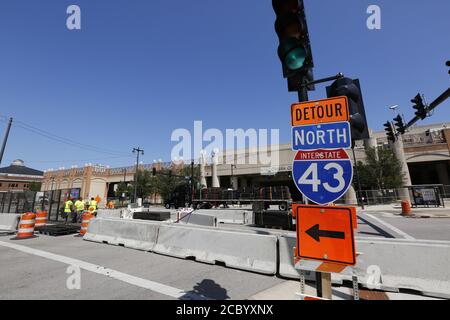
89,200,98,209
75,200,85,211
64,201,73,213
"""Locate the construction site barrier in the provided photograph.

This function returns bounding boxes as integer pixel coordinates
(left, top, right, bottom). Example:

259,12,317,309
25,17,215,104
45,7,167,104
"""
277,234,450,299
0,213,21,234
178,212,218,227
194,209,252,225
80,212,95,236
13,213,36,239
96,209,123,219
153,224,278,275
84,218,160,252
35,210,48,228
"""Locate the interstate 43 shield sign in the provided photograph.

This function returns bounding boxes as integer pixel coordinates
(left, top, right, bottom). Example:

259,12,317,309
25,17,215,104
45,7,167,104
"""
292,149,353,205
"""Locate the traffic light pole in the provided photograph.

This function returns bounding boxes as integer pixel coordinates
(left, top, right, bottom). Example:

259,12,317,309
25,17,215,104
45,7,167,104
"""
403,87,450,134
351,142,365,210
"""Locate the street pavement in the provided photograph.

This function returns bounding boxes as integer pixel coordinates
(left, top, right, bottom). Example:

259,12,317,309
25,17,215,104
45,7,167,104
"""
1,205,449,300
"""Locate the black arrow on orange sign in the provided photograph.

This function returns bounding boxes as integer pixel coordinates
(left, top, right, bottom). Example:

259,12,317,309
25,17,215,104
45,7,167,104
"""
306,224,345,242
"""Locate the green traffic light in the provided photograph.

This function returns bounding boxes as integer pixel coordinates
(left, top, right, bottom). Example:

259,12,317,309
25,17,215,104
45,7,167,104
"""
278,38,307,71
285,47,306,70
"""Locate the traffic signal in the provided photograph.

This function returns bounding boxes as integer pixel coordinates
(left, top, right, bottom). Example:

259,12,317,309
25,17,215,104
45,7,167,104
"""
393,115,406,135
327,77,370,141
384,121,396,143
411,93,427,120
446,60,450,74
272,0,314,92
152,167,157,176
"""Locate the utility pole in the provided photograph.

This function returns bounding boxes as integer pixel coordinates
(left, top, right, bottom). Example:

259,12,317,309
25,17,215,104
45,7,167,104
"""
0,117,13,167
132,147,144,204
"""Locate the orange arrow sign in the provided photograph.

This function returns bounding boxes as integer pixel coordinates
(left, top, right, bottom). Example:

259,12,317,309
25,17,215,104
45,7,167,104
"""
294,204,356,266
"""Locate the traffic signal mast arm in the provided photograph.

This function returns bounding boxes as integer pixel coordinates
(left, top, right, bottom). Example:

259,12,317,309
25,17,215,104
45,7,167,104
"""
403,87,450,134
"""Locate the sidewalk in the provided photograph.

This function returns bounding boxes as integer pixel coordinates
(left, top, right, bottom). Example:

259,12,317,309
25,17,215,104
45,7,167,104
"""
249,280,441,301
358,203,450,218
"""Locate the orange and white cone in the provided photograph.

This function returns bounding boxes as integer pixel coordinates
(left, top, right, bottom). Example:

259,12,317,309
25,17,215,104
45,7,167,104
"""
80,212,94,236
35,210,48,228
12,213,37,240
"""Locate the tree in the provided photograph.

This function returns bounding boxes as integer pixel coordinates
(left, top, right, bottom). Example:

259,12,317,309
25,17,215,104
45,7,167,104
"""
115,182,133,198
28,181,42,192
355,147,405,190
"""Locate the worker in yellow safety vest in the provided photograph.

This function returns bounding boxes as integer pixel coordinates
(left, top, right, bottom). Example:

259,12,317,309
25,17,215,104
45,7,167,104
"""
64,198,74,223
89,197,98,215
74,197,86,223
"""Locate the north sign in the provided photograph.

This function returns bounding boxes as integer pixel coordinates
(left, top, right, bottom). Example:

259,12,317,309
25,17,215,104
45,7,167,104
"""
292,122,351,151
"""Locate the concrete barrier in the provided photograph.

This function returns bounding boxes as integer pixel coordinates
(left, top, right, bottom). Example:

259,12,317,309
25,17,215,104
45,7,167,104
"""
194,209,252,225
277,235,316,281
178,213,217,227
84,218,160,252
96,209,123,219
154,224,278,275
277,235,450,299
0,214,21,234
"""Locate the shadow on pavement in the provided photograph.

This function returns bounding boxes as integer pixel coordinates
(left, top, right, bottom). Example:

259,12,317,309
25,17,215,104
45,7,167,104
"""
182,279,230,300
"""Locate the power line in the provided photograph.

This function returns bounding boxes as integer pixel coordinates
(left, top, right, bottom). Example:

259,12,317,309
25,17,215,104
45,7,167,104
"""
0,116,130,156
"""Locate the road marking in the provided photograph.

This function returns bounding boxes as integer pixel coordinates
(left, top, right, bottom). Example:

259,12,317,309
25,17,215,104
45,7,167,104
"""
362,213,415,240
0,240,205,300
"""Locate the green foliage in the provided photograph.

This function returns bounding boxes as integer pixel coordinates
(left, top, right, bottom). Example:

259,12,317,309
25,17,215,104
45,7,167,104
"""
355,147,405,190
126,164,201,201
115,181,133,198
28,181,42,192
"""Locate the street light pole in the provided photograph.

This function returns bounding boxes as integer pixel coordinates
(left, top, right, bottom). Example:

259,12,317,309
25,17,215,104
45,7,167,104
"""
132,147,144,204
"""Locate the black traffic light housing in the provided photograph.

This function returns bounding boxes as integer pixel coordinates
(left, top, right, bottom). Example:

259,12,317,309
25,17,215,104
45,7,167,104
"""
273,0,314,92
152,167,157,176
411,93,427,120
393,115,406,135
446,60,450,74
327,77,370,141
384,121,396,143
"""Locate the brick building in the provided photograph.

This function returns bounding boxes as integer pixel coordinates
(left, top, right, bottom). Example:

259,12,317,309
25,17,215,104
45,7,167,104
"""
0,160,43,192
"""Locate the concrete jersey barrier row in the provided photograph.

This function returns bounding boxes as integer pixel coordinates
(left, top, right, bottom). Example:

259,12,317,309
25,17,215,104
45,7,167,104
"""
153,224,277,275
84,218,160,251
0,214,21,234
85,217,278,275
278,235,450,299
194,209,252,225
84,218,450,298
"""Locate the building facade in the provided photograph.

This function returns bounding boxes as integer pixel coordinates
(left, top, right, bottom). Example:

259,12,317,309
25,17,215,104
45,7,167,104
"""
41,123,450,206
0,160,43,192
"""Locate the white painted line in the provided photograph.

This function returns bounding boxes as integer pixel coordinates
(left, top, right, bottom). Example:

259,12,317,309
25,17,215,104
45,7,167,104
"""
0,240,204,300
363,213,415,240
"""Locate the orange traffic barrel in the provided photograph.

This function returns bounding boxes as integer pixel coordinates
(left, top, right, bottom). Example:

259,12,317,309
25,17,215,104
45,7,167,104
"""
401,200,412,216
80,212,94,236
13,213,37,240
35,210,48,228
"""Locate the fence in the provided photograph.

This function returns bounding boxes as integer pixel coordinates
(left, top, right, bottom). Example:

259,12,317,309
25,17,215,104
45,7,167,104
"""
0,188,81,221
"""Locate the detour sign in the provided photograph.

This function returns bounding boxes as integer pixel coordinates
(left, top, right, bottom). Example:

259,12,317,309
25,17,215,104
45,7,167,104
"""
291,96,349,127
293,204,356,266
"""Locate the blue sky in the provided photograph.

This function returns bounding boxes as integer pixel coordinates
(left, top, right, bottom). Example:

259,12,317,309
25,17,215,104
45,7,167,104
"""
0,0,449,170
